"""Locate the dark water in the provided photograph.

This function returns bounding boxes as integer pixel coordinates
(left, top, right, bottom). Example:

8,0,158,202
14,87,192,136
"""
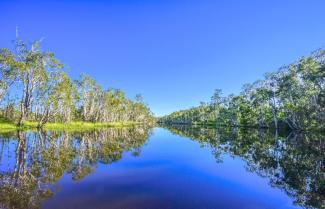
0,126,324,209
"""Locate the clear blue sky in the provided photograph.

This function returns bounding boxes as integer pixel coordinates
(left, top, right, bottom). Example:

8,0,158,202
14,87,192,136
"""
1,0,325,116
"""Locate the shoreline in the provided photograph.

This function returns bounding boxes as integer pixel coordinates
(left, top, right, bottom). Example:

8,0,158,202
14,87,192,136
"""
0,121,145,133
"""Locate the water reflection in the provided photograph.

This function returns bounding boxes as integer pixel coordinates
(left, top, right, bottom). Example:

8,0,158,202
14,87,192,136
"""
0,125,324,209
0,126,152,209
162,125,325,209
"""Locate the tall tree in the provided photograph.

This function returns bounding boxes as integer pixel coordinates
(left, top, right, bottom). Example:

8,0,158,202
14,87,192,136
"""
0,38,63,125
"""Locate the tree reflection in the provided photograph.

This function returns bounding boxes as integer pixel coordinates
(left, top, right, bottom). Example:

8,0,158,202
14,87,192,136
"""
0,126,152,209
163,124,324,209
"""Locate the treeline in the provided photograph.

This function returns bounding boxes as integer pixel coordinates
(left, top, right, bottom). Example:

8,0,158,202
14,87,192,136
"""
0,38,154,126
159,49,325,130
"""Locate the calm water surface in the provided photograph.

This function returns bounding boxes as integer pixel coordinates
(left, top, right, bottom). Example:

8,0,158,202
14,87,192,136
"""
0,126,324,209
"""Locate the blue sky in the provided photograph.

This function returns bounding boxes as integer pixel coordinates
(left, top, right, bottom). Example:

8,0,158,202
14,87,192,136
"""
1,0,325,116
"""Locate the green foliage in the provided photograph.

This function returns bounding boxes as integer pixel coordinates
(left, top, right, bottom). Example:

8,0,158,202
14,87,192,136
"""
159,49,325,131
0,37,154,129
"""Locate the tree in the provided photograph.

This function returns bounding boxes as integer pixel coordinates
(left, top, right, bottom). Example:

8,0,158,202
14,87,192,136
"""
35,72,77,125
0,38,63,125
0,37,154,126
0,48,20,104
160,49,325,131
75,74,103,122
210,89,223,122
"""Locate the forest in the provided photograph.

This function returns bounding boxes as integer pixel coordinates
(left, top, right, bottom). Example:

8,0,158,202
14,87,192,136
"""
159,49,325,131
0,37,154,130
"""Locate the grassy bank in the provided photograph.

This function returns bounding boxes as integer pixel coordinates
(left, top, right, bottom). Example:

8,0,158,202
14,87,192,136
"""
0,119,143,133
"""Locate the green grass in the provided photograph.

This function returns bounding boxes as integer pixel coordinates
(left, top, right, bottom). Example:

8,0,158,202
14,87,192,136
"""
0,117,19,133
43,121,141,131
0,119,142,133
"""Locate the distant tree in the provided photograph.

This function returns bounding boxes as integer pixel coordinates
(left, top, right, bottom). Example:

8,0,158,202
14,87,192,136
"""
160,49,325,131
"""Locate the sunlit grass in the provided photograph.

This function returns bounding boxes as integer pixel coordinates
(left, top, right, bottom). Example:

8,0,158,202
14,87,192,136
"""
43,121,140,131
0,123,18,133
0,119,142,132
0,117,18,133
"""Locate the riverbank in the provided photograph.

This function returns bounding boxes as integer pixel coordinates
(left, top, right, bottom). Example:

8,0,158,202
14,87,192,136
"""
0,119,143,133
158,121,325,132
